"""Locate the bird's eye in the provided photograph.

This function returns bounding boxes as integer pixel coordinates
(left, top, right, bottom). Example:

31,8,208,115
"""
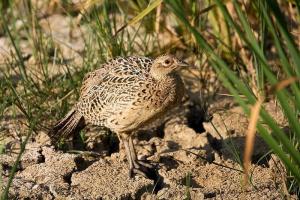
164,59,171,65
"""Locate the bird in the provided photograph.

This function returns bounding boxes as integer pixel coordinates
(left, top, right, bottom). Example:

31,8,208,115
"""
49,54,189,178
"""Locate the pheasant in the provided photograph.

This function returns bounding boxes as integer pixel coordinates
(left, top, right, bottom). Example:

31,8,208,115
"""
49,55,188,178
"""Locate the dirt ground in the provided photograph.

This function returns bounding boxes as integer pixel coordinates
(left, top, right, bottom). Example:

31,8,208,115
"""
0,96,296,199
0,10,298,200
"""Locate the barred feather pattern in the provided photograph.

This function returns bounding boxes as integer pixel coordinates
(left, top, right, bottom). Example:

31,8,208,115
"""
49,108,85,142
49,55,185,141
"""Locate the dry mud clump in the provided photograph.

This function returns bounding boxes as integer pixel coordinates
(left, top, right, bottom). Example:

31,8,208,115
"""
1,98,296,200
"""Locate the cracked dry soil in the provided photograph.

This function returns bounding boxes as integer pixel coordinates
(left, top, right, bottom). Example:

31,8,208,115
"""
1,98,297,200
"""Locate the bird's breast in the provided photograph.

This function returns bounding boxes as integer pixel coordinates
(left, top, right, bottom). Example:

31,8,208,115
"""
114,76,184,132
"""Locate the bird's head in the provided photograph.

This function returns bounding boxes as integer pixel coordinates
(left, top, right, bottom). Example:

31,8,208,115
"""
150,55,189,80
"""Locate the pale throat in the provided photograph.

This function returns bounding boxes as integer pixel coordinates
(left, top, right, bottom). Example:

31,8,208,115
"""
150,67,170,80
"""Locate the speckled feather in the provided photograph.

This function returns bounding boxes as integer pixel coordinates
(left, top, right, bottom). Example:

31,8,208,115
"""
50,55,185,140
77,56,184,132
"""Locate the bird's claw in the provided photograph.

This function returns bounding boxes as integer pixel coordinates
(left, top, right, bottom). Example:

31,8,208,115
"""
129,160,157,180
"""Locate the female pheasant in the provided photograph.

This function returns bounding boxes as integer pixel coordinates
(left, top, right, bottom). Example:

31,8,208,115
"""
49,55,188,178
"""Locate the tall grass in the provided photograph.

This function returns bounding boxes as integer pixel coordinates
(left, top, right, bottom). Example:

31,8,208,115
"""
166,0,300,193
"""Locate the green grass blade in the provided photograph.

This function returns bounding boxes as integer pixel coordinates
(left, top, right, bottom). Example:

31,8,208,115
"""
0,12,28,82
127,0,162,25
115,0,162,35
166,0,300,184
215,0,300,141
1,129,32,200
259,1,300,111
268,0,300,77
214,60,300,176
257,124,300,183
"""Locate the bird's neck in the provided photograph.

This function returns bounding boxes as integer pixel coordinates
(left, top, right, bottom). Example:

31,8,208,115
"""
150,69,173,81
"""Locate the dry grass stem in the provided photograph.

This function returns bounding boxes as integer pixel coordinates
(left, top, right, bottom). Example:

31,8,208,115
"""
243,96,263,185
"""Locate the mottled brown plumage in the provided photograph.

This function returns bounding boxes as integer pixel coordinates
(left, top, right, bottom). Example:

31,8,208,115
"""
49,55,188,178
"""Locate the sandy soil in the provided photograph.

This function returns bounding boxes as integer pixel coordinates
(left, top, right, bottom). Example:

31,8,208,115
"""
0,97,296,199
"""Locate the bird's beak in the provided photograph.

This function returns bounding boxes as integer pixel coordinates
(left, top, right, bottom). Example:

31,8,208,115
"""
177,60,189,68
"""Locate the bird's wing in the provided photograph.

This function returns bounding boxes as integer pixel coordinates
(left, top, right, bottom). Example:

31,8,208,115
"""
79,67,107,98
76,56,151,116
108,56,153,79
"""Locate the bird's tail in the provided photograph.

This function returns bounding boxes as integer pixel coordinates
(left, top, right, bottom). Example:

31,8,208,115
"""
49,108,85,143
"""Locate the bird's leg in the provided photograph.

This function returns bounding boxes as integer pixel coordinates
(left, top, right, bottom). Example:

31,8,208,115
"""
128,136,153,169
122,136,134,173
120,133,155,178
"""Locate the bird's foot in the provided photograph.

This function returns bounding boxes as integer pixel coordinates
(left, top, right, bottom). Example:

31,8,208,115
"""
129,160,158,180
